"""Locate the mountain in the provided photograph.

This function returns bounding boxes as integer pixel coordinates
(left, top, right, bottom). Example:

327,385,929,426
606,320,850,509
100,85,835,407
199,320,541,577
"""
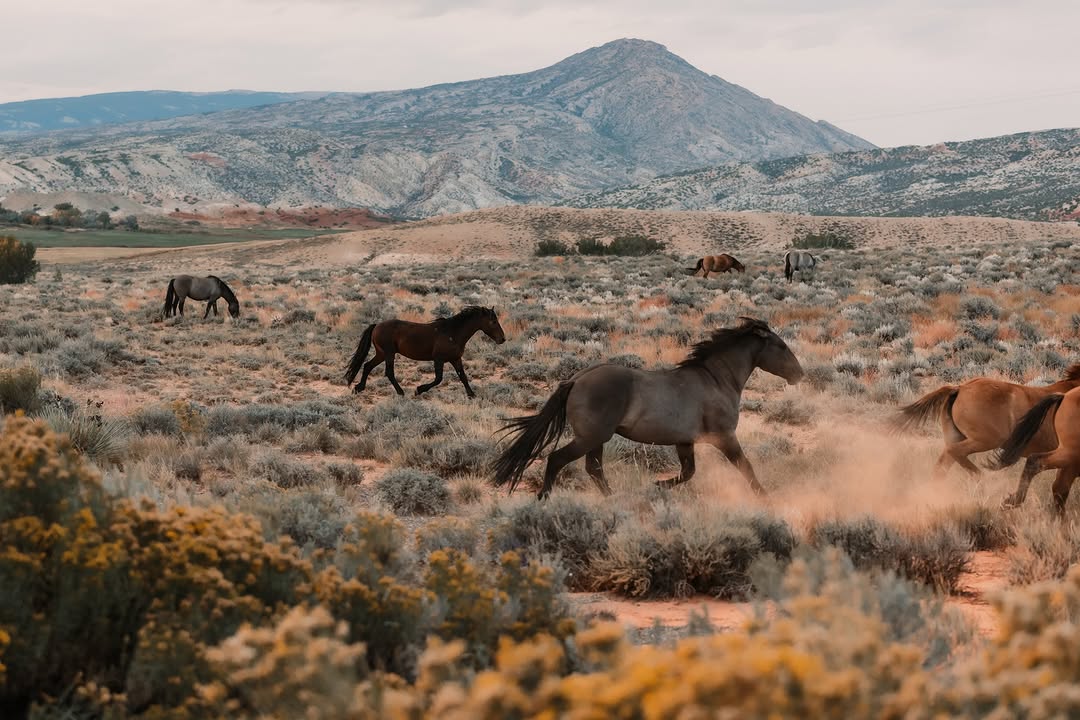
0,90,325,133
0,39,873,218
564,128,1080,221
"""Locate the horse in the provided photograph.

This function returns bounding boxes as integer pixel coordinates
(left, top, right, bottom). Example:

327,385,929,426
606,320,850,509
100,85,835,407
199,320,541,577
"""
491,317,804,500
892,365,1080,487
991,386,1080,513
344,306,506,398
686,254,745,277
162,275,240,319
783,250,816,283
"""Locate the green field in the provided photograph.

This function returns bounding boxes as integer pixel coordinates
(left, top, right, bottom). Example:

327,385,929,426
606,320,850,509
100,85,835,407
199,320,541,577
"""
1,225,346,248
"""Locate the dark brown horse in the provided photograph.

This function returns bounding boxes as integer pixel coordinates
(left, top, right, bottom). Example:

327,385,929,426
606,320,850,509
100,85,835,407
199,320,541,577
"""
893,365,1080,485
492,317,804,499
686,254,745,277
162,275,240,319
344,306,506,398
992,386,1080,512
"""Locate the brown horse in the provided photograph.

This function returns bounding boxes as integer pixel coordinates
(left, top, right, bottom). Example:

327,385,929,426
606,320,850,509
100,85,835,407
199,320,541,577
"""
992,386,1080,512
492,317,804,500
686,254,745,277
893,365,1080,482
344,306,506,398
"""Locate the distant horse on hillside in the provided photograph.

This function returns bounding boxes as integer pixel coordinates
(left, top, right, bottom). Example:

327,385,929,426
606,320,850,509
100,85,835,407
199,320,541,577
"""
344,306,506,398
491,317,804,500
892,365,1080,498
162,275,240,319
991,385,1080,513
686,254,745,277
783,250,817,283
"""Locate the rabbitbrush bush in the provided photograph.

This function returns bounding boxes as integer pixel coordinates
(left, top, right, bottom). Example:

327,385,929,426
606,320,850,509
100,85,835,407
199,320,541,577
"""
0,417,573,717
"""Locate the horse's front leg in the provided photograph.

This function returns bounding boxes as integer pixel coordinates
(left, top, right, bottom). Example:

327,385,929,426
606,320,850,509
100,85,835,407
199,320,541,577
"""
417,361,445,395
715,434,766,496
450,358,476,398
384,353,405,396
203,302,213,319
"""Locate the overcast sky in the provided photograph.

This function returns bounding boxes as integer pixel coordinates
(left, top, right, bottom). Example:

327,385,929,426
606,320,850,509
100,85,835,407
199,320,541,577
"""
5,0,1078,147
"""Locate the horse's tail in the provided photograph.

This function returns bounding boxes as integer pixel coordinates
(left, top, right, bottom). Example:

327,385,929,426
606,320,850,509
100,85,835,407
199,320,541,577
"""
685,257,704,275
991,394,1065,469
784,252,792,281
344,324,376,385
491,381,574,494
892,385,959,434
162,279,176,317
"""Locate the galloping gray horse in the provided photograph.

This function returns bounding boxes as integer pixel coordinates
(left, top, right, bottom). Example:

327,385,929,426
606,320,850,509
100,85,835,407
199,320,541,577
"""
162,275,240,319
784,250,817,283
492,317,804,499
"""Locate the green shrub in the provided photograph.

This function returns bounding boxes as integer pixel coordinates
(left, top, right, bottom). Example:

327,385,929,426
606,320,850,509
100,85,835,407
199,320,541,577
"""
488,496,622,591
37,404,129,469
0,235,40,284
576,235,666,256
535,238,572,256
375,468,451,515
0,366,42,414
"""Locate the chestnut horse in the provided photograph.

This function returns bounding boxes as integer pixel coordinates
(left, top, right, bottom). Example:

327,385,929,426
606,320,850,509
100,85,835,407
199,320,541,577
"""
992,386,1080,512
344,306,506,398
686,254,745,278
492,318,804,500
893,364,1080,483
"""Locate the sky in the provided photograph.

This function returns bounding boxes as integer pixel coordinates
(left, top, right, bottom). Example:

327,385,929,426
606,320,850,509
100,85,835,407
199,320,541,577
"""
4,0,1079,148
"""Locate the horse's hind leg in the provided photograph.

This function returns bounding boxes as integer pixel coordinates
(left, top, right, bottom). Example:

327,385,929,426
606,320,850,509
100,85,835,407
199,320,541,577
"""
384,353,405,396
539,438,593,500
450,358,476,399
178,298,186,316
1051,465,1079,515
1002,457,1044,509
416,361,444,395
355,350,385,393
656,443,695,489
585,447,612,496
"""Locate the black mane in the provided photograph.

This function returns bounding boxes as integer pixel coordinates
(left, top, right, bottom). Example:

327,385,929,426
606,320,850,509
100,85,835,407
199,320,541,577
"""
211,276,238,305
1064,363,1080,382
434,305,491,333
678,319,768,368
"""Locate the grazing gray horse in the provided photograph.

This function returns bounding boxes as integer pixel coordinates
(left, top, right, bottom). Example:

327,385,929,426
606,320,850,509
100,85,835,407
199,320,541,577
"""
784,250,817,283
162,275,240,319
492,317,804,499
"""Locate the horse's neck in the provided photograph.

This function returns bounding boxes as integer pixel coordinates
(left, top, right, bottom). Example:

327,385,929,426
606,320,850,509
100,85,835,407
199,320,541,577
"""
700,345,757,392
1045,377,1080,393
452,317,484,343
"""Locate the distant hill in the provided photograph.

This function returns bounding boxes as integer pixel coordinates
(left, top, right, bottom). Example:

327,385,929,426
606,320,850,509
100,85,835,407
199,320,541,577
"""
0,90,326,134
563,128,1080,221
0,39,872,218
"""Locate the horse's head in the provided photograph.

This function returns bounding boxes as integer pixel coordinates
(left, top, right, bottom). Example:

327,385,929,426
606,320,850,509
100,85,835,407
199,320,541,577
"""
481,307,507,344
739,317,803,385
227,300,240,318
732,258,746,273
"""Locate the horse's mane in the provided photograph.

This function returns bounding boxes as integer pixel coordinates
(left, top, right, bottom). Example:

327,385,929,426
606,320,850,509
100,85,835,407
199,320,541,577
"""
678,318,768,368
209,275,237,304
1063,363,1080,382
434,305,491,333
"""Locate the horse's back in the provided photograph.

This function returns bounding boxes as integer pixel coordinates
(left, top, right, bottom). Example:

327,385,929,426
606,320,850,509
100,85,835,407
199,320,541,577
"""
952,378,1052,444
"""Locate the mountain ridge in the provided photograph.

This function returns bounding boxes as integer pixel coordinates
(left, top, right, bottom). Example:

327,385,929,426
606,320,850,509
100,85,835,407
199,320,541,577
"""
562,127,1080,221
0,39,873,217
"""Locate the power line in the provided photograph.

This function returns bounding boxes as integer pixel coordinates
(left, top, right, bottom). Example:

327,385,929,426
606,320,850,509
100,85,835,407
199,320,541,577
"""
836,87,1080,122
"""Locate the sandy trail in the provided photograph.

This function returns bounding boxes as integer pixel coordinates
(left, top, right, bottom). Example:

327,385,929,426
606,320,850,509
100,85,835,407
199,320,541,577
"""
571,550,1010,637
